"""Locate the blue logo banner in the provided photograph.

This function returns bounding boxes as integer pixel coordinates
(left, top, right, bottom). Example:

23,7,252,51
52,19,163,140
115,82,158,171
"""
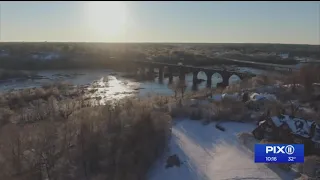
254,144,304,163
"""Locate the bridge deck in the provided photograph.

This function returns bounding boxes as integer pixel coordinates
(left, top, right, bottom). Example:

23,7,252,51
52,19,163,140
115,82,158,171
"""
220,57,297,69
132,59,293,74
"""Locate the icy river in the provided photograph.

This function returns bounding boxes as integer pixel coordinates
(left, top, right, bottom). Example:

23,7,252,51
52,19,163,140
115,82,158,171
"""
0,66,272,100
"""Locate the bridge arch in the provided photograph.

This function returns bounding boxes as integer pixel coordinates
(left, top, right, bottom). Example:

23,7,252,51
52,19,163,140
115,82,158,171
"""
211,72,223,87
228,74,242,85
192,70,216,88
195,71,208,84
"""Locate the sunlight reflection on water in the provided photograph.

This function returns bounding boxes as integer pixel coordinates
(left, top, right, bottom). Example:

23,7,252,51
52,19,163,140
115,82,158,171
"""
0,67,267,103
87,76,139,105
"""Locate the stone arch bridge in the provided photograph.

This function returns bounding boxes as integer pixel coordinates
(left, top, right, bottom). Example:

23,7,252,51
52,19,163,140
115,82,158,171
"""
128,60,256,88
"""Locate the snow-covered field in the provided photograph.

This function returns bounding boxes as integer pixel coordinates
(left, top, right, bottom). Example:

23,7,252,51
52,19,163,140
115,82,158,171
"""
149,120,299,180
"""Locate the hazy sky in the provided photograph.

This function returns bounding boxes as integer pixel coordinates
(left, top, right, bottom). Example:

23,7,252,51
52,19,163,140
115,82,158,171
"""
1,1,319,44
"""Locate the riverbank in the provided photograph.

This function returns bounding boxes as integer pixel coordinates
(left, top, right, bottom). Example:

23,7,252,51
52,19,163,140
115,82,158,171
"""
0,65,319,180
0,69,41,81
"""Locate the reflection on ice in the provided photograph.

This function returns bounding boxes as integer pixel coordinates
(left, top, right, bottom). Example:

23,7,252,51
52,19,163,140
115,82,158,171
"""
87,76,138,105
0,67,266,104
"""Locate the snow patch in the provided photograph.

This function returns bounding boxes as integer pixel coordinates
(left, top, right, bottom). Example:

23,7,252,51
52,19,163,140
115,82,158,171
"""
249,92,277,101
210,93,242,102
182,99,211,107
149,120,297,180
270,115,314,138
282,84,304,88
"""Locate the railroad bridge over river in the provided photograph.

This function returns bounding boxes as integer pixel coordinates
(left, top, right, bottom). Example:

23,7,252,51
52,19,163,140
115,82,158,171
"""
128,60,256,88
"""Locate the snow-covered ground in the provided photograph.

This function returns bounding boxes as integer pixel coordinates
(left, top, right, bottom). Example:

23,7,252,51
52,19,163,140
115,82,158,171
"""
149,120,299,180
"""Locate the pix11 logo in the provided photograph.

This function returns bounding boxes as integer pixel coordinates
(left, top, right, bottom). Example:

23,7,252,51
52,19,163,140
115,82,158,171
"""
254,144,304,163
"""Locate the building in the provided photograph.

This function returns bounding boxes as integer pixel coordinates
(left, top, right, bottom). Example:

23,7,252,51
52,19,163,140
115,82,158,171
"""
311,124,320,155
30,52,61,60
278,53,289,59
252,116,281,141
0,49,10,57
252,115,320,156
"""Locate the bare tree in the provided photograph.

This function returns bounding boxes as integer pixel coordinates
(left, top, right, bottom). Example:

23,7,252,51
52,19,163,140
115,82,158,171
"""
299,65,319,94
168,80,187,103
32,122,64,180
58,100,77,119
289,100,300,117
0,125,30,178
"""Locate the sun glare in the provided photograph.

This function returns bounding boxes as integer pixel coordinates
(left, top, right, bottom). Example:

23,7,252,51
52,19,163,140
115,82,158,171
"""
86,1,127,39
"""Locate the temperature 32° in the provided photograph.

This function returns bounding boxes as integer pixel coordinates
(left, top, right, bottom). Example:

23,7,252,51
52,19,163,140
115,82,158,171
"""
288,157,296,162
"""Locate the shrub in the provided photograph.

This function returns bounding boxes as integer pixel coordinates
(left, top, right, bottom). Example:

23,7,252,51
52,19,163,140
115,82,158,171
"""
298,65,320,94
301,155,320,178
0,108,13,127
0,88,172,180
190,108,203,120
212,99,248,121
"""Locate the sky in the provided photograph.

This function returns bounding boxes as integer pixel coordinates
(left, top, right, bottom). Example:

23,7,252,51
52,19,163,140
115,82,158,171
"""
0,1,319,44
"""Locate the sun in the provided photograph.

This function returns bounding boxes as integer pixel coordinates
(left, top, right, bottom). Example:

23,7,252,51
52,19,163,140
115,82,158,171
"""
85,1,127,39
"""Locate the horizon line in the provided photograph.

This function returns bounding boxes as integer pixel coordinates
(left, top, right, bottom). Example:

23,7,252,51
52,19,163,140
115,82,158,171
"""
0,41,319,46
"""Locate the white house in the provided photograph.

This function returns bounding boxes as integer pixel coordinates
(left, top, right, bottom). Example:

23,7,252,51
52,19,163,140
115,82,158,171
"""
0,50,10,57
278,53,289,59
30,52,61,60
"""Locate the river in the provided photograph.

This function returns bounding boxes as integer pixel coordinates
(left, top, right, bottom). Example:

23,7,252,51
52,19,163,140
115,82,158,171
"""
0,66,270,101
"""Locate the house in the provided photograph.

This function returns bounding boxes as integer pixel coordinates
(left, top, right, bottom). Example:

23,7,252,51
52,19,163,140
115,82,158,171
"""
0,49,10,57
311,124,320,155
245,93,278,112
252,117,280,141
253,115,314,140
278,122,292,143
278,53,289,59
30,52,61,60
252,114,320,155
252,124,264,140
